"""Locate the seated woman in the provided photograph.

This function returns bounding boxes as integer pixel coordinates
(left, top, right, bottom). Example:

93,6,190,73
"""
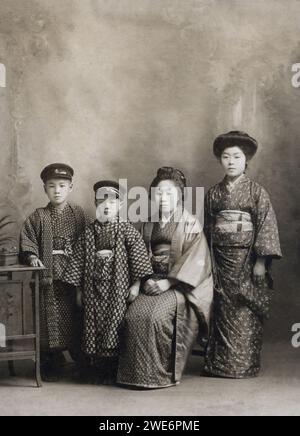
117,167,214,389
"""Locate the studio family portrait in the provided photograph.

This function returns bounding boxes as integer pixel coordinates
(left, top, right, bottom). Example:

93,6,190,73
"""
0,0,299,418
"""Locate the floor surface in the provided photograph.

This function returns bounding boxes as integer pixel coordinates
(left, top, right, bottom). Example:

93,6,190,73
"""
0,342,299,416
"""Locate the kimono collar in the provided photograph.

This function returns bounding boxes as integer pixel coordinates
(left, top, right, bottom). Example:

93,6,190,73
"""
159,211,176,229
150,206,184,228
47,202,70,215
223,173,248,192
94,217,120,233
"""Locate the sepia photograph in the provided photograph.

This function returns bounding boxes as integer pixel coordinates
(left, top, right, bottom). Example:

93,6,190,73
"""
0,0,299,420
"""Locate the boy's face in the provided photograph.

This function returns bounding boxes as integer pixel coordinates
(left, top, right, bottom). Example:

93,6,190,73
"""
44,178,73,206
95,197,121,222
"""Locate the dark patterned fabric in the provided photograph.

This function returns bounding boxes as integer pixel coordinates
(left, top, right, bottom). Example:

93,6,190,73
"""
39,281,80,352
151,221,177,249
205,175,282,378
117,217,199,388
20,203,88,351
118,291,178,388
63,220,153,358
151,220,177,278
51,205,78,281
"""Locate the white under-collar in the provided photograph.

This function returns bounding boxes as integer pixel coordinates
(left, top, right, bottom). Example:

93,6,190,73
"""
159,211,175,228
226,173,245,192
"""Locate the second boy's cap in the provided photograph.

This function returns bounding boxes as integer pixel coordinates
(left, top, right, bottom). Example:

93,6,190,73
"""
40,163,74,183
94,180,125,200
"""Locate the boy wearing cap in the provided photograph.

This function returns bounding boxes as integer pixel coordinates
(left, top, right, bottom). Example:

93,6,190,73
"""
20,163,89,382
63,180,153,384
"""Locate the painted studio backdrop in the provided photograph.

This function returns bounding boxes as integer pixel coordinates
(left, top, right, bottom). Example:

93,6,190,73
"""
0,0,299,346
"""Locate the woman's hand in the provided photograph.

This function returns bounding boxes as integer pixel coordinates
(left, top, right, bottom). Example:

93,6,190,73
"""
158,279,174,292
143,279,173,296
29,255,44,268
76,288,83,308
253,257,266,286
128,280,141,304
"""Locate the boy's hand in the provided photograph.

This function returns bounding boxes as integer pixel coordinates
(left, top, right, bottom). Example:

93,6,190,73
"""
128,281,141,304
29,255,44,268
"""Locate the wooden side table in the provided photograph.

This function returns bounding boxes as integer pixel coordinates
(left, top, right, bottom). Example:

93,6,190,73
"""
0,265,45,387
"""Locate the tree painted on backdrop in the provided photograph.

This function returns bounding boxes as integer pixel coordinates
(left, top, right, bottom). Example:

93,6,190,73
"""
0,63,6,88
0,323,6,348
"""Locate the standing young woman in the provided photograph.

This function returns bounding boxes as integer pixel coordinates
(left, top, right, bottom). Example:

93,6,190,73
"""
205,131,282,379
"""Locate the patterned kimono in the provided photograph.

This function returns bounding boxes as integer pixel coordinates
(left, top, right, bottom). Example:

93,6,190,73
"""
20,203,88,352
204,175,282,378
63,220,153,359
117,209,214,388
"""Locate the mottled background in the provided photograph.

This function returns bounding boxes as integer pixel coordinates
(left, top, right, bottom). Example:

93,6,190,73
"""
0,0,299,343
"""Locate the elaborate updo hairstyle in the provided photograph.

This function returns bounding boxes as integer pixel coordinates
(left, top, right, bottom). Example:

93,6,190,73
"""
150,167,187,199
213,131,258,161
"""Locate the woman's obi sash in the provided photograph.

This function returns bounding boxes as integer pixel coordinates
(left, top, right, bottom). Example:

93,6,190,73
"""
151,244,171,279
212,210,254,247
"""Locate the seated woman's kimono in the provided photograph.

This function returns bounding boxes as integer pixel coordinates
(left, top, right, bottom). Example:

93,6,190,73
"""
204,175,282,378
117,208,213,388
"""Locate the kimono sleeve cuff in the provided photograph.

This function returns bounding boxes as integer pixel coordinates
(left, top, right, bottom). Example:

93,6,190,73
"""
168,271,198,289
131,269,154,285
63,277,82,287
21,243,39,256
21,250,39,264
254,248,282,260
